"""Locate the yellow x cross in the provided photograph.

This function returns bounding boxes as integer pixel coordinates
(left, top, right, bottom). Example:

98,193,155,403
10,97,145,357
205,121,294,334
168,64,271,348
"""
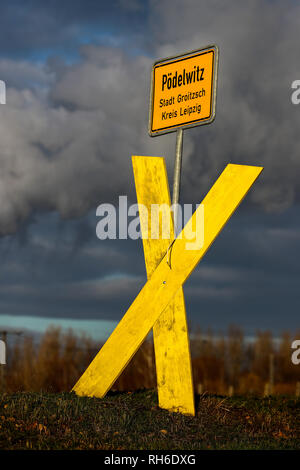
72,158,263,416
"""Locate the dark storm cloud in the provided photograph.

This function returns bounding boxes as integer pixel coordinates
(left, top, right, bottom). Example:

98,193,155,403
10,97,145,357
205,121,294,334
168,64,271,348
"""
0,211,145,319
0,43,176,235
184,205,300,335
0,0,299,333
0,0,150,58
1,0,300,237
0,205,299,335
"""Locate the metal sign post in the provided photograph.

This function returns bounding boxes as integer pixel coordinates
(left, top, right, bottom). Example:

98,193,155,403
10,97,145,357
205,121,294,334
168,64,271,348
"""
149,45,219,236
172,128,184,235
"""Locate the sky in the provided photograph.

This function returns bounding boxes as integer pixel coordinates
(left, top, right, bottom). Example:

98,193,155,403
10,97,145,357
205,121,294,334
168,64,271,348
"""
0,0,299,340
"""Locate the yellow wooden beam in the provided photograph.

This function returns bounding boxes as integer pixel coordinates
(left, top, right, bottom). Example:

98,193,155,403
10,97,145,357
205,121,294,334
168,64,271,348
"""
132,156,195,415
72,163,263,399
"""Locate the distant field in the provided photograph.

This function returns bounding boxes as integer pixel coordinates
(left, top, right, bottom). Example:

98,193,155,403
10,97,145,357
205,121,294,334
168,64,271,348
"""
0,391,299,450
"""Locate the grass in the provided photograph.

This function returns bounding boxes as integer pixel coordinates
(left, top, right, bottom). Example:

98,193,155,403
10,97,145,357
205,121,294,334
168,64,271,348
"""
0,390,299,450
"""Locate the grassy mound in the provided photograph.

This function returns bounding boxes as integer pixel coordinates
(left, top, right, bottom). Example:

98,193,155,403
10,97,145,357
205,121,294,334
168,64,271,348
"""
0,390,299,450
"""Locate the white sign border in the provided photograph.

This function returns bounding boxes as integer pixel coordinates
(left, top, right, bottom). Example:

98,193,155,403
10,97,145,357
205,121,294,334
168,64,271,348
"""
148,45,219,137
